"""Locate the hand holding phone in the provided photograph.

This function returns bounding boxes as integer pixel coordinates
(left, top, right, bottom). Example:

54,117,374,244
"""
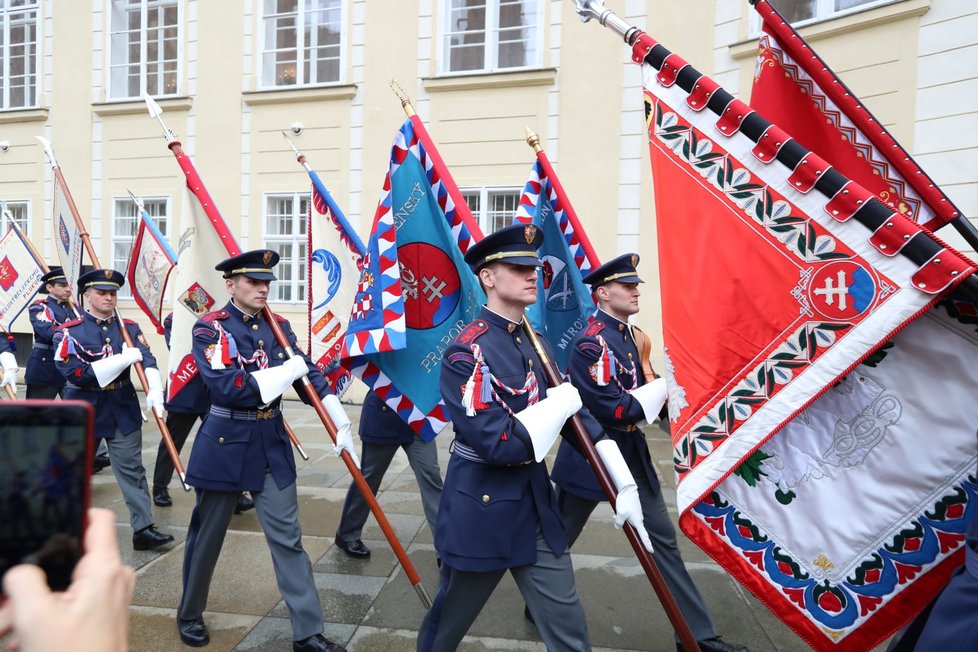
0,508,135,652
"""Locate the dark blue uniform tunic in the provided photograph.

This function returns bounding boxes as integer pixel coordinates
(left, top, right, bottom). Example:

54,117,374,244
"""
26,296,73,389
53,313,158,439
184,301,332,494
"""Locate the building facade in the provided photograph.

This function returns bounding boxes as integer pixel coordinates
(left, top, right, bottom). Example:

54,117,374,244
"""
0,0,974,379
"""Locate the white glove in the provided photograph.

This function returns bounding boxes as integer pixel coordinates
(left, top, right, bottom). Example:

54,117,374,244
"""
0,350,18,394
144,366,165,419
324,394,360,469
514,383,583,463
595,439,653,552
629,377,668,426
250,355,308,404
90,345,142,388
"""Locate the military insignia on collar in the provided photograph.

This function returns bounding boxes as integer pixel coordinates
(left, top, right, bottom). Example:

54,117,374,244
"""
137,333,147,346
630,254,638,268
523,224,537,245
507,323,516,333
103,270,113,279
263,251,273,265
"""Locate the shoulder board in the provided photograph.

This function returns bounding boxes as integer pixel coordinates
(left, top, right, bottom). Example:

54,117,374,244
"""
123,318,138,326
201,309,229,322
273,313,289,324
61,318,84,329
583,320,605,337
456,319,488,345
30,298,46,306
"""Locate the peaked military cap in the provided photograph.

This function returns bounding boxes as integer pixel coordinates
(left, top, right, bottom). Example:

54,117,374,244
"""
582,253,644,288
39,266,67,293
78,267,125,291
464,223,545,271
215,249,279,281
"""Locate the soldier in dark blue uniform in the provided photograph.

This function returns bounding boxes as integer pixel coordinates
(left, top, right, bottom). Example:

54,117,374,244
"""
151,312,254,514
176,250,351,652
334,389,442,558
551,254,748,652
25,267,73,399
52,268,173,551
417,225,652,652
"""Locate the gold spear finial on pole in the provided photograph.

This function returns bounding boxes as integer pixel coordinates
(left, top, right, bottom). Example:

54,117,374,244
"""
390,79,416,118
525,126,543,153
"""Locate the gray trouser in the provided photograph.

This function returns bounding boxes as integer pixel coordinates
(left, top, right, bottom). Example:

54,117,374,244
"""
557,454,717,641
417,530,591,652
105,428,154,532
179,472,323,641
336,437,442,542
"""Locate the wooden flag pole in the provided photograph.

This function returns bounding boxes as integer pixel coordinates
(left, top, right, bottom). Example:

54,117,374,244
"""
36,138,190,492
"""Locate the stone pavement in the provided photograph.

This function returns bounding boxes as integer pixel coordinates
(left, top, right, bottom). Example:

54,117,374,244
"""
90,399,889,651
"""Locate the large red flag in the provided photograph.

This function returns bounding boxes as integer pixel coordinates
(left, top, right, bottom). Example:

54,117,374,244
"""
633,25,978,651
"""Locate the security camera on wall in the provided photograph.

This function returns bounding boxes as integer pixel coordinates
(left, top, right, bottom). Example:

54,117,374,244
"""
290,122,303,136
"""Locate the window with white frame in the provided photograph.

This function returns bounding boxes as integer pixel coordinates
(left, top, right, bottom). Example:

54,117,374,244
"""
758,0,888,27
1,1,40,110
0,200,30,235
108,0,180,100
264,193,308,303
442,0,541,74
260,0,343,88
112,196,169,299
461,187,521,234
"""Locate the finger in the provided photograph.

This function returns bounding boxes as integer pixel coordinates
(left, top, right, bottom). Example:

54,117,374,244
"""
0,600,13,638
81,509,123,566
2,565,52,613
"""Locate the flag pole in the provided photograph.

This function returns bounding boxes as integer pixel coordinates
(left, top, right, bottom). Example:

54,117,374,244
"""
36,137,191,492
391,81,697,647
146,98,432,609
571,0,978,302
524,127,602,270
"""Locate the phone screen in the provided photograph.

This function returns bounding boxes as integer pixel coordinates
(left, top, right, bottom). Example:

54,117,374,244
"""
0,401,93,591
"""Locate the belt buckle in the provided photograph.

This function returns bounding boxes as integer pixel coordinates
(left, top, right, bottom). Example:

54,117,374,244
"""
256,408,275,421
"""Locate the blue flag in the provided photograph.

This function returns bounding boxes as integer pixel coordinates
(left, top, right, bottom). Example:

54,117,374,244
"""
515,159,596,370
344,119,484,441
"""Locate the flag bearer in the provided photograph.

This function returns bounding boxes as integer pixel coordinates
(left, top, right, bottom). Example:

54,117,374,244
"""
52,268,174,551
417,224,652,652
551,254,748,652
176,249,353,652
25,267,72,399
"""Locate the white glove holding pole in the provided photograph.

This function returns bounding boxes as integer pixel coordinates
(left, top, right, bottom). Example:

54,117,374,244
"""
514,383,583,463
324,394,360,469
629,377,668,427
595,439,653,552
250,355,308,404
144,366,165,419
91,344,143,388
0,350,18,394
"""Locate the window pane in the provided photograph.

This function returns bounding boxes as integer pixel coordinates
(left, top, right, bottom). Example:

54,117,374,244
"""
834,0,874,9
108,0,179,99
2,5,39,108
447,0,487,72
768,0,816,22
112,197,168,298
0,202,30,235
488,191,519,233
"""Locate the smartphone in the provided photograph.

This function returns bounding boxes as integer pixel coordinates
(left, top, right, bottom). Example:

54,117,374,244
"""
0,400,94,592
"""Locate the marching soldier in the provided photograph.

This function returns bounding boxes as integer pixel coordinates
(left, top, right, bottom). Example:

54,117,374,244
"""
418,224,652,652
151,312,254,514
550,254,748,652
25,267,72,399
334,389,442,558
176,250,353,652
52,268,174,551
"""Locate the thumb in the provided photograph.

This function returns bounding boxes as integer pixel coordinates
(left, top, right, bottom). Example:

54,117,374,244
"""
3,564,52,619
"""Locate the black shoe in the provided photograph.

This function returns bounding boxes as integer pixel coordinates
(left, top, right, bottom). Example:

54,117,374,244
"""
233,492,255,514
335,538,370,559
132,525,175,551
679,637,750,652
178,618,210,647
153,486,172,507
293,633,346,652
92,454,111,474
